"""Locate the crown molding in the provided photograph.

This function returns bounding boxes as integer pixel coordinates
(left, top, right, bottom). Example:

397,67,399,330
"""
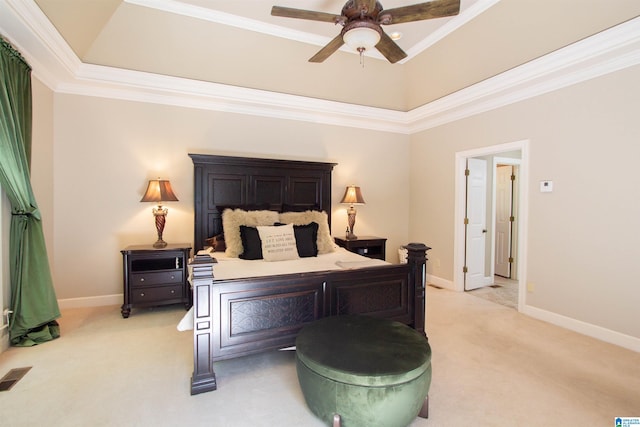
66,63,410,134
1,0,639,135
0,0,81,89
407,16,640,133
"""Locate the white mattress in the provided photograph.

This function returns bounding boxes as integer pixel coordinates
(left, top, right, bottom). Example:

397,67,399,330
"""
177,247,388,331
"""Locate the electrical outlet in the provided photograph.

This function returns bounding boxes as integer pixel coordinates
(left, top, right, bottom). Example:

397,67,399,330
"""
527,282,535,292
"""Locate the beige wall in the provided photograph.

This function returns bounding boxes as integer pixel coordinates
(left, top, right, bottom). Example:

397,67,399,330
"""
23,49,640,345
42,94,410,300
409,64,640,338
31,78,55,270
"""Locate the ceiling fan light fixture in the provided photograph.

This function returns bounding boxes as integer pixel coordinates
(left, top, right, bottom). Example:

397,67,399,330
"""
342,26,381,53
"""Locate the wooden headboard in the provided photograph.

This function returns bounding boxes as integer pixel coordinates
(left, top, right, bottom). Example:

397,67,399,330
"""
190,154,337,251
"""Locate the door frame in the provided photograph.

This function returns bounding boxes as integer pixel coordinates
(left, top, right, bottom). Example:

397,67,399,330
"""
453,140,530,311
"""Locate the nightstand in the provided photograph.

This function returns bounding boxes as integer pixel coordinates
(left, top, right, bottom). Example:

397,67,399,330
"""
121,243,192,318
334,236,387,260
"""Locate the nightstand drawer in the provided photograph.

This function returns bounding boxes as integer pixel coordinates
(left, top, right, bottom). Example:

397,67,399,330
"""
131,270,183,287
130,285,183,303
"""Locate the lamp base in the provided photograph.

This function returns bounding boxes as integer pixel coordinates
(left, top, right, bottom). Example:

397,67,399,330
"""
153,239,168,248
346,207,358,240
152,207,169,249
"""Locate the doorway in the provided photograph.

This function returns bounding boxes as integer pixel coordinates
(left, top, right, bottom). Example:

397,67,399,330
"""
453,140,529,311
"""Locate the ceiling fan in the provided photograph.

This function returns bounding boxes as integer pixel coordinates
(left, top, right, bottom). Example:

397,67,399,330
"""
271,0,461,64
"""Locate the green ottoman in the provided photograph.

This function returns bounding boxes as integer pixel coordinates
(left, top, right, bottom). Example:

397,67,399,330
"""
296,315,432,427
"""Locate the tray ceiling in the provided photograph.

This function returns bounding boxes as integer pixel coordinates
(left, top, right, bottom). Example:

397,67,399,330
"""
24,0,640,110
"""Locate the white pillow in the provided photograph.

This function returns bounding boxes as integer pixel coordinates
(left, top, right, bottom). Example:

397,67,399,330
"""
257,224,300,262
278,210,335,254
222,209,280,257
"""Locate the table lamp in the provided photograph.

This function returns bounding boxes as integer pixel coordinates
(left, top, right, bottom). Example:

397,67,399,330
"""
140,179,179,248
340,185,365,240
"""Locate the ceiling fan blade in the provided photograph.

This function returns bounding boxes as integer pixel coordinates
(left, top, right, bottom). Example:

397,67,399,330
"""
271,6,341,23
309,34,345,63
380,0,460,24
376,31,407,64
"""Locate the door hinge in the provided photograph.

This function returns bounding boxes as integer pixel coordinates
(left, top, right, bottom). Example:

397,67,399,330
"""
464,217,469,225
508,257,514,263
465,168,470,176
463,266,468,273
510,216,515,222
511,174,516,181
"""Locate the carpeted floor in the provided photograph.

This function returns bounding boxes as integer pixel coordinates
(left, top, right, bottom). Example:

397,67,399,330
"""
1,286,639,426
467,276,518,309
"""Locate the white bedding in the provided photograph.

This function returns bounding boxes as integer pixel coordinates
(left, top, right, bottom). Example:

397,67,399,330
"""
200,246,387,279
177,246,388,331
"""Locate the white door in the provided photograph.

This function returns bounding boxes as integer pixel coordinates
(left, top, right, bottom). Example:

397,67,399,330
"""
495,165,512,278
465,158,488,290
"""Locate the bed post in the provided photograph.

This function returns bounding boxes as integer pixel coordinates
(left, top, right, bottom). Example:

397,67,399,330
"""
404,243,431,337
190,255,218,395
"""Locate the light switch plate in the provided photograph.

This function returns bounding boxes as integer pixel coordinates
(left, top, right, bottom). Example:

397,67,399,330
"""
540,180,553,192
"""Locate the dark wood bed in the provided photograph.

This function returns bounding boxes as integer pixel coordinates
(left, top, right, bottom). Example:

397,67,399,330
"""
188,154,430,395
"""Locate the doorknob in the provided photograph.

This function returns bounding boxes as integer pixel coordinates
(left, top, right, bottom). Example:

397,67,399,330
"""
482,229,487,233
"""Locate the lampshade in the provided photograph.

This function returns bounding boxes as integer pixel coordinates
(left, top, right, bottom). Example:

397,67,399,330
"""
342,26,381,53
140,179,179,203
341,186,365,205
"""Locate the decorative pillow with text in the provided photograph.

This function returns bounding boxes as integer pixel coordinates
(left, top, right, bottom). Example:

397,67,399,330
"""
257,224,300,262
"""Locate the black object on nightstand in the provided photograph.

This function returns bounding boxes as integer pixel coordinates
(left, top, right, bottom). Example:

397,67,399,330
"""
334,236,387,260
121,243,192,318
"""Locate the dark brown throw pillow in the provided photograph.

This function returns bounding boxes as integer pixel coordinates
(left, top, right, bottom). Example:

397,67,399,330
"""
239,226,263,260
205,234,226,252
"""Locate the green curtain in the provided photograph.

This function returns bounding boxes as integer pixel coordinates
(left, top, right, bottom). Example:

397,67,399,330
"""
0,37,60,346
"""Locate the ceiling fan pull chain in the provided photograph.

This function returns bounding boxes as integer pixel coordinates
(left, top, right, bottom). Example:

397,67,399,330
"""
358,47,365,67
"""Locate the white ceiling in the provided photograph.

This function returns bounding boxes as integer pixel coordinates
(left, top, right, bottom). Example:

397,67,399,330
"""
7,0,640,114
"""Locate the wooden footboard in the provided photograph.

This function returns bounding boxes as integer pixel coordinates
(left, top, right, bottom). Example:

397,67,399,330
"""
190,243,429,395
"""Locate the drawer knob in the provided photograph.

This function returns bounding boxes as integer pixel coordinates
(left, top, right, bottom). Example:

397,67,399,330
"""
170,290,175,294
170,275,175,280
140,292,145,297
139,278,145,282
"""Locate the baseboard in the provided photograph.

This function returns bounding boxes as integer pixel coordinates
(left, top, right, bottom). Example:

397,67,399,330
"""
425,276,640,353
426,274,454,290
58,294,122,310
522,304,640,353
